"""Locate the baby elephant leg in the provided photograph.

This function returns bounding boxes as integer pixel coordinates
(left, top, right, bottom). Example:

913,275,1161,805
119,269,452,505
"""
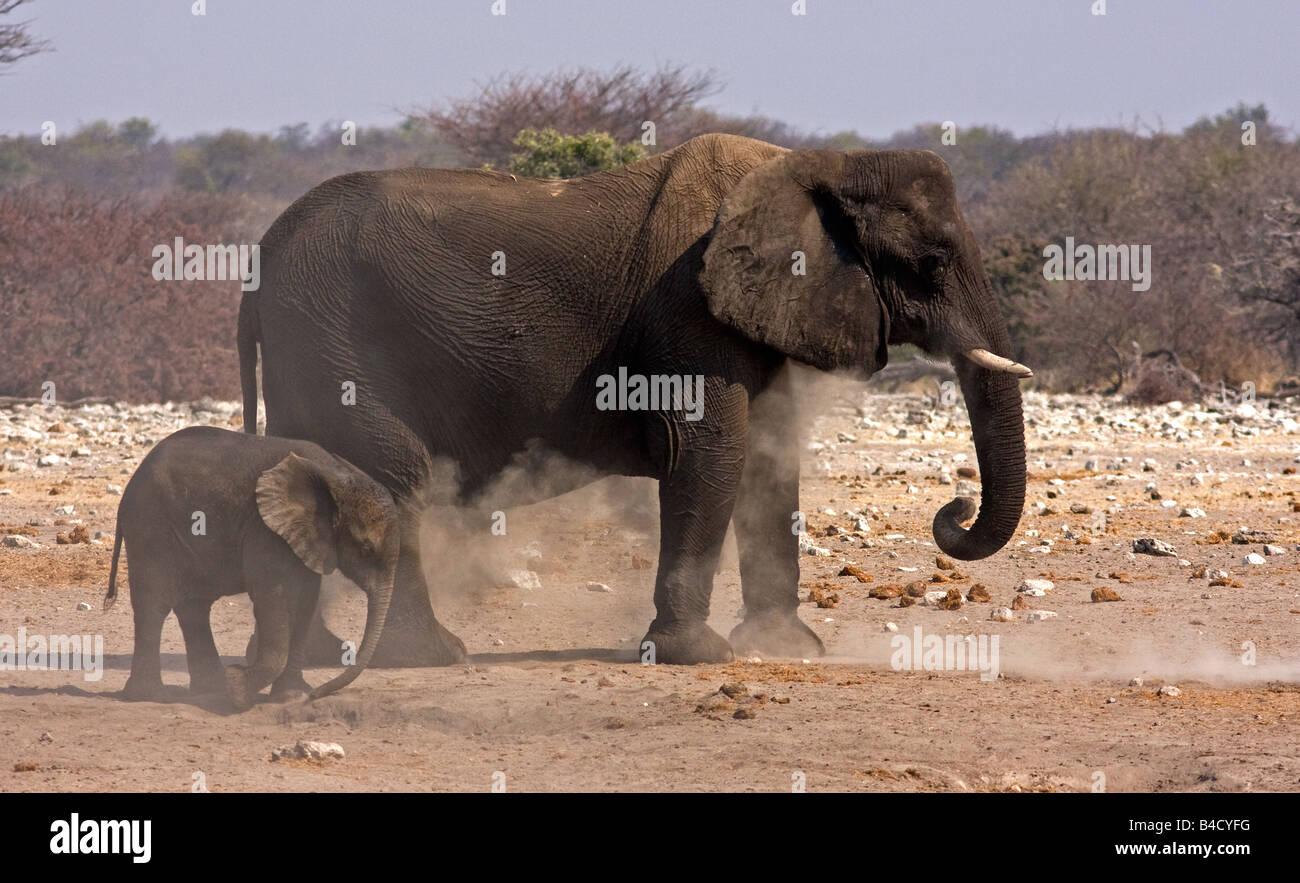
271,578,321,699
226,584,291,711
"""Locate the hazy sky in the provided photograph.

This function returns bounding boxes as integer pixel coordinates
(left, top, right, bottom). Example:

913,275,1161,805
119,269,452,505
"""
3,0,1297,140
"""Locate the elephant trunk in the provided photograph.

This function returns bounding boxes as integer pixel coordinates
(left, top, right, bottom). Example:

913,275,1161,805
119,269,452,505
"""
932,358,1027,560
310,574,393,699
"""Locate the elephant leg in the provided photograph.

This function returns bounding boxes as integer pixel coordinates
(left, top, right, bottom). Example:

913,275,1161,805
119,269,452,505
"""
227,584,291,710
271,577,320,699
362,540,467,667
174,596,226,695
260,531,465,669
640,417,745,665
729,372,825,658
122,562,170,701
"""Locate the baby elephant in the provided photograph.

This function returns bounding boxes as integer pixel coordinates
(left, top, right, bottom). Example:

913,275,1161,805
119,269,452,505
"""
104,426,399,710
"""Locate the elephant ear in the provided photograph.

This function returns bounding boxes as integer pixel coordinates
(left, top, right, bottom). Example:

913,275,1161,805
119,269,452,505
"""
700,151,888,373
256,453,339,575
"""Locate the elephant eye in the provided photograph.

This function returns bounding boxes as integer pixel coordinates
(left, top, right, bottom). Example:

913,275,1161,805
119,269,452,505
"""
919,253,949,286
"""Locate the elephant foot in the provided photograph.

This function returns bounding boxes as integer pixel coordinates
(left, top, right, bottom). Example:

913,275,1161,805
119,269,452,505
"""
364,617,467,668
640,620,734,665
122,674,165,701
225,664,255,711
729,610,824,659
270,670,314,701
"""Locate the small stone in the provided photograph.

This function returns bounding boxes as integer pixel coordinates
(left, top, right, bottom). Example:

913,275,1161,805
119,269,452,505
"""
883,622,898,633
1132,538,1177,557
1263,544,1286,556
1018,578,1054,594
989,606,1015,622
271,741,345,761
36,454,63,467
1179,507,1206,518
2,535,41,549
1157,685,1182,698
733,707,757,720
507,569,542,590
76,601,92,611
1024,610,1057,622
719,681,748,698
1243,553,1266,565
586,581,615,593
1129,677,1143,687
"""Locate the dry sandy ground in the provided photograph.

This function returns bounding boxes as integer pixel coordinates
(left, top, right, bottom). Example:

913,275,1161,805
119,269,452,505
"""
1,377,1298,792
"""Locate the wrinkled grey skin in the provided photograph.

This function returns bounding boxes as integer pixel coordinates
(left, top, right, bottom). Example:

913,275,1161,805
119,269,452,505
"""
239,133,1027,667
105,426,399,709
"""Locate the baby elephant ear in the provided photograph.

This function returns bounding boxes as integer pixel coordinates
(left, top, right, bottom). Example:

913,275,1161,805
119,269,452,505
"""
256,453,339,575
701,150,887,373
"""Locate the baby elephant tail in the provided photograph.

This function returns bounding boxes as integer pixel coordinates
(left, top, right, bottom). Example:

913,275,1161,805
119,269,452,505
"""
103,527,124,609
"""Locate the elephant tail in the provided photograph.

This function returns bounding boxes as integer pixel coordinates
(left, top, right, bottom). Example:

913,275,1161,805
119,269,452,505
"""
104,526,124,610
238,292,260,434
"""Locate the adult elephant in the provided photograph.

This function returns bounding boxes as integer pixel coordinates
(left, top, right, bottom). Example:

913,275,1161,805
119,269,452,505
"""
238,134,1031,667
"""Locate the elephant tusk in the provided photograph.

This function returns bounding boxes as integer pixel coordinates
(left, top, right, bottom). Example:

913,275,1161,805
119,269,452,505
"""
964,348,1033,379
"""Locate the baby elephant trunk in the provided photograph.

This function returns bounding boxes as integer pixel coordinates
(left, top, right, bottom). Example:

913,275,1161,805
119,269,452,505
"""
309,577,393,699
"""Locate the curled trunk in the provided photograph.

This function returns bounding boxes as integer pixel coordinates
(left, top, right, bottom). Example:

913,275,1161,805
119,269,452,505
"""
310,577,393,699
932,361,1027,560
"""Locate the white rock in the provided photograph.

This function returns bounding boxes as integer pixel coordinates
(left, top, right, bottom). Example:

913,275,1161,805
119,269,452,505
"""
1263,544,1286,556
1132,538,1177,556
798,535,832,557
1157,685,1182,698
989,607,1015,622
53,504,75,516
1018,578,1055,593
2,535,41,549
1179,507,1206,518
586,581,615,593
921,590,950,606
107,484,122,495
272,741,345,761
1129,677,1143,687
37,454,63,467
1243,553,1266,565
883,622,898,633
1024,611,1058,622
76,601,91,611
507,569,542,590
